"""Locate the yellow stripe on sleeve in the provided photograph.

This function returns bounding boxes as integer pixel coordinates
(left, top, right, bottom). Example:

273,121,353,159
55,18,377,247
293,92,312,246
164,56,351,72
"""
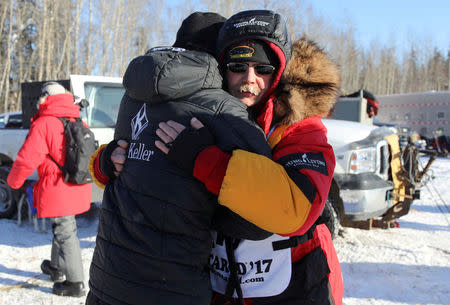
218,149,311,234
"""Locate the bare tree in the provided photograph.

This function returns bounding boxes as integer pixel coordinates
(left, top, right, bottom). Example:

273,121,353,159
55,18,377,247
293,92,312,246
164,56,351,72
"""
0,0,13,112
1,1,449,112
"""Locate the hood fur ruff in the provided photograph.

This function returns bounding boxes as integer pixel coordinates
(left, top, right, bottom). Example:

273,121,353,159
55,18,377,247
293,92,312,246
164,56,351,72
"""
274,38,342,125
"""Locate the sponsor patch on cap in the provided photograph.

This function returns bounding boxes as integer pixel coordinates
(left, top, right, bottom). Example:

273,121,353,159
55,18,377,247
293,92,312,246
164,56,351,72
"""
229,45,255,59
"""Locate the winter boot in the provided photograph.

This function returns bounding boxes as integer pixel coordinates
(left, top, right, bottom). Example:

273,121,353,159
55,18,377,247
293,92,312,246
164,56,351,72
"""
40,260,64,282
53,280,86,297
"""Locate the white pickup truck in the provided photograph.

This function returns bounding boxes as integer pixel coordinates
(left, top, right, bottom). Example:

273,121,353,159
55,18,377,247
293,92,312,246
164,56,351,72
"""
0,75,124,218
0,78,420,237
322,96,422,235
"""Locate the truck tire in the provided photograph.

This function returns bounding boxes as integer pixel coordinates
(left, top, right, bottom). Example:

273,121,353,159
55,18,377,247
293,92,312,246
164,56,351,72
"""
322,196,341,239
0,167,17,219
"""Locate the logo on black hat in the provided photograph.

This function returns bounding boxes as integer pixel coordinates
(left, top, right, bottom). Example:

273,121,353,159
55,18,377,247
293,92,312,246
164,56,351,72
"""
229,45,255,59
233,18,270,28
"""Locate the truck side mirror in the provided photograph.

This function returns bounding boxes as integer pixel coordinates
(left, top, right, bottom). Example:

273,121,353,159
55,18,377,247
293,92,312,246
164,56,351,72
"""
78,99,90,108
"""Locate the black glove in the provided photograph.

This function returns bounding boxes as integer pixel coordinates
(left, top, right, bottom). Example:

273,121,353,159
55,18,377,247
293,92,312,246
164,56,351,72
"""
100,140,119,180
167,127,215,174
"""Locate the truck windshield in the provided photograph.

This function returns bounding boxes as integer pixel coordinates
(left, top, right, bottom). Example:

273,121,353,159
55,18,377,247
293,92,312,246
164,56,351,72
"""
84,83,124,128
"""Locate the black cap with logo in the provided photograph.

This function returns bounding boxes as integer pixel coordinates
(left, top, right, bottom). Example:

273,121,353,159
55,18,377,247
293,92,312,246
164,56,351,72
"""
223,39,279,67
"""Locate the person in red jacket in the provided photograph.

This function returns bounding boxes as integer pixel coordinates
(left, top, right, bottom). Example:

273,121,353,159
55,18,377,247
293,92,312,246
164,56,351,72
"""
7,82,91,297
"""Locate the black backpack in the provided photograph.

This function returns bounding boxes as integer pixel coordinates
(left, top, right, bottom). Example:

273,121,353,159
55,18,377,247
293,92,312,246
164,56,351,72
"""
49,117,96,184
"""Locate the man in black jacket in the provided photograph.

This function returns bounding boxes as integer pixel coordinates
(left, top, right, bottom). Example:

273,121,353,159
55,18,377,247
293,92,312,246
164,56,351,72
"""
86,12,273,305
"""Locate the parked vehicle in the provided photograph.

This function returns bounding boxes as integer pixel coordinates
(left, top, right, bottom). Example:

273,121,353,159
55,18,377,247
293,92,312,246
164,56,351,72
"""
321,93,434,237
0,111,22,128
377,91,450,139
0,75,124,218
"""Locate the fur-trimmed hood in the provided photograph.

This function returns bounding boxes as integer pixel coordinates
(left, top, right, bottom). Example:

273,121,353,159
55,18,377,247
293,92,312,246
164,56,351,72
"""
274,38,341,125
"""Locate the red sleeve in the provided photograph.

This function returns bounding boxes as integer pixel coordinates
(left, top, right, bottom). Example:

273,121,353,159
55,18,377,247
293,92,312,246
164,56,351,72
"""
206,117,335,236
194,118,335,236
89,145,110,189
193,146,231,195
273,119,335,236
7,121,48,189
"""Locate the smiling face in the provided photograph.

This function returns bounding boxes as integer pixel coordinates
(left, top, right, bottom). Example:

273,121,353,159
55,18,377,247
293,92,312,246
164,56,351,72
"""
226,61,274,107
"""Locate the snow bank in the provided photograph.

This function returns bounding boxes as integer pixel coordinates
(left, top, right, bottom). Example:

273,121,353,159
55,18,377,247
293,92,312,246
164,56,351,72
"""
0,158,449,304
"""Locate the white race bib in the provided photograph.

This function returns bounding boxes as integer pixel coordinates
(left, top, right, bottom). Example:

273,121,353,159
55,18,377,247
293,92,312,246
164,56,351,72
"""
209,231,292,298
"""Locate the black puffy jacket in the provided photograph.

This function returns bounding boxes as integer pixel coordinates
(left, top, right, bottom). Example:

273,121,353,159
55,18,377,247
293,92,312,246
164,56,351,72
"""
88,47,272,305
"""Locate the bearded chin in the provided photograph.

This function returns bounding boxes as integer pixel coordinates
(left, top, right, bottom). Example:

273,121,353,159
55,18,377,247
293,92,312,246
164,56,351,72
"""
239,84,260,96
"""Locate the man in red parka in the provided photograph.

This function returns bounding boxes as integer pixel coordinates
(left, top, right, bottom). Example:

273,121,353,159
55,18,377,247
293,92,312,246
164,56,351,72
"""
7,82,91,297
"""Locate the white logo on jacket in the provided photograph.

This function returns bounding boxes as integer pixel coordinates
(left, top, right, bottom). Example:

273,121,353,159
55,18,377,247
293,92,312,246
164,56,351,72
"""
233,18,270,28
131,104,149,140
128,142,154,161
286,153,326,168
149,46,186,53
129,104,155,162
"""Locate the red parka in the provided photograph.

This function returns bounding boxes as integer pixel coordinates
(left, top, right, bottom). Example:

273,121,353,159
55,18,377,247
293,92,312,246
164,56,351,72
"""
7,93,92,218
199,37,344,304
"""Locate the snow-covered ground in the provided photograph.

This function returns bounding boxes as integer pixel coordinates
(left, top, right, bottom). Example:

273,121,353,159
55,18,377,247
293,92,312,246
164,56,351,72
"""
0,157,449,305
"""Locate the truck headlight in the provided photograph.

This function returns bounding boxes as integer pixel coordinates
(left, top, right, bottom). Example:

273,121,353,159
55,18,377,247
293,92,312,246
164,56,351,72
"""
349,147,376,173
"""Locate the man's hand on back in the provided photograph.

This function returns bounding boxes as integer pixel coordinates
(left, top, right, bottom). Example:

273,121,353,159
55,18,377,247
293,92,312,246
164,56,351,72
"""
155,117,215,174
155,117,204,154
111,140,129,176
101,140,129,178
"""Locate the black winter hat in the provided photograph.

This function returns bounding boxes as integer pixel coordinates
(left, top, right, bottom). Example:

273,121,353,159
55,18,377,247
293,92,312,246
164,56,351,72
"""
216,10,292,63
173,12,226,56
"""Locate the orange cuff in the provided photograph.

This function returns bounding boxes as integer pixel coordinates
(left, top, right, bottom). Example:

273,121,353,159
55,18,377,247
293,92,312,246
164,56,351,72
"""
89,145,109,189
